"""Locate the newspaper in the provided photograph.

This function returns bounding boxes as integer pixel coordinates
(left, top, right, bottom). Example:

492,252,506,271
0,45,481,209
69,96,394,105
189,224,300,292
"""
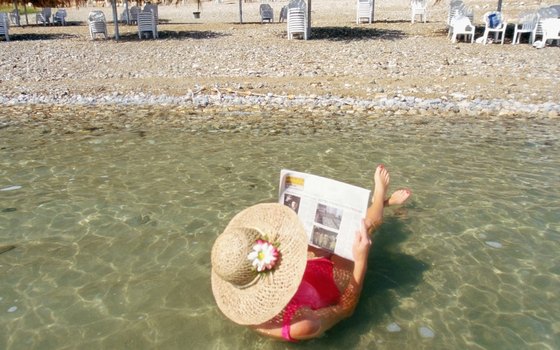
278,169,371,261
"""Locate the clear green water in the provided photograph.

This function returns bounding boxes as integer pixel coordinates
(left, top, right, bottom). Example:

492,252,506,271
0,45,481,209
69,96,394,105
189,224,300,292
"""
0,115,559,349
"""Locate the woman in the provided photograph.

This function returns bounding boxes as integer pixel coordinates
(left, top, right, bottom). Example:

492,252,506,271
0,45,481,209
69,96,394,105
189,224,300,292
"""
211,165,410,341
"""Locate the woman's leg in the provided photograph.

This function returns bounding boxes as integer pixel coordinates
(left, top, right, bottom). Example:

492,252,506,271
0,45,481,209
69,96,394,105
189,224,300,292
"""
365,165,391,235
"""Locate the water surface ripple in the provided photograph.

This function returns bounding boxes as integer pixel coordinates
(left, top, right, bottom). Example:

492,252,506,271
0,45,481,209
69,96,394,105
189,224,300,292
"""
0,116,558,350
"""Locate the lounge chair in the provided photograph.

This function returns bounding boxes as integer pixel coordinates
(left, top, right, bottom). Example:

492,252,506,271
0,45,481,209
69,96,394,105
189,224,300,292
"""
287,8,307,40
0,13,9,41
481,11,507,44
279,6,287,22
36,8,51,26
53,9,67,26
356,0,373,24
260,4,274,23
121,6,140,24
138,11,158,39
287,0,307,40
9,9,19,26
411,0,428,23
447,0,474,38
541,18,560,46
143,3,158,23
533,7,559,43
88,11,107,40
450,15,475,43
512,12,538,44
549,5,560,15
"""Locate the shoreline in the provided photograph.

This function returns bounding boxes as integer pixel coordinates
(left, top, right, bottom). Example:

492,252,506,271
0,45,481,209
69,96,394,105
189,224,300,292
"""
1,0,559,134
2,88,559,115
1,99,557,137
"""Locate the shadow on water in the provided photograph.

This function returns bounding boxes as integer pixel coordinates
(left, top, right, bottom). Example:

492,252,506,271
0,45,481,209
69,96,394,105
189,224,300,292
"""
311,26,405,41
312,214,428,347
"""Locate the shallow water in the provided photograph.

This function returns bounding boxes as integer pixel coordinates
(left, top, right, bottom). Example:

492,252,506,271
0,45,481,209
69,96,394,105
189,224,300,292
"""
0,115,559,350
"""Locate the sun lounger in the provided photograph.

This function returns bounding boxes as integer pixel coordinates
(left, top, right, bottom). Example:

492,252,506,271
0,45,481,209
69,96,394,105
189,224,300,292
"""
411,0,428,23
450,15,475,43
356,0,374,24
88,11,107,40
138,11,158,39
0,13,9,41
512,12,538,44
260,4,274,23
482,11,507,44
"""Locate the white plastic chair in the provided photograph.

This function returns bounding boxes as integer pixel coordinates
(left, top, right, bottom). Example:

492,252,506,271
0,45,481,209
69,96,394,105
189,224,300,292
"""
450,15,475,43
279,6,287,22
35,8,51,26
541,18,560,46
287,7,307,40
549,5,560,16
122,6,140,24
138,11,158,39
9,9,19,26
0,13,9,41
88,11,107,40
512,12,537,44
143,3,158,23
260,4,274,23
533,7,559,43
481,11,507,44
121,6,137,24
356,0,373,24
447,1,474,38
53,9,67,26
411,0,428,23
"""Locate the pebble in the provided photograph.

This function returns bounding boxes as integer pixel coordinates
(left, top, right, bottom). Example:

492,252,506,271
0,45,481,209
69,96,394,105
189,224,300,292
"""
485,241,503,249
7,306,18,313
1,186,22,192
418,326,435,338
386,322,402,332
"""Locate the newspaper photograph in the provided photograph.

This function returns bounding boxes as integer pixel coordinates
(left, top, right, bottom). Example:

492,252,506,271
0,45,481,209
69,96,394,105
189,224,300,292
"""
278,169,371,261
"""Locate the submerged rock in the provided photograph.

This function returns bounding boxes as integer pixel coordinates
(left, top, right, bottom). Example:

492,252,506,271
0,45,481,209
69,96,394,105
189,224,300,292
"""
386,322,402,332
0,185,22,191
485,241,503,249
418,326,435,338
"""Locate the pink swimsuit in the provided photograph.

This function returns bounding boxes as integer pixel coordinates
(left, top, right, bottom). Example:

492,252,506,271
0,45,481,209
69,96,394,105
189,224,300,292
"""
281,258,341,341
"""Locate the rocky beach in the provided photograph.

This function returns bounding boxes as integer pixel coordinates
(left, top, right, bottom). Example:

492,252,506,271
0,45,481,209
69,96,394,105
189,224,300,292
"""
1,0,559,134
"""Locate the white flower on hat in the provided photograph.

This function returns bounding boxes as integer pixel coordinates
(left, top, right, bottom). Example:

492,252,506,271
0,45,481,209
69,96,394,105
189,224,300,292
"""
247,239,279,272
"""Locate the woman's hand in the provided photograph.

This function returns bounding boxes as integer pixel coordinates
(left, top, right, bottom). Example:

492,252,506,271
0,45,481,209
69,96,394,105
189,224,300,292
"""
352,219,372,265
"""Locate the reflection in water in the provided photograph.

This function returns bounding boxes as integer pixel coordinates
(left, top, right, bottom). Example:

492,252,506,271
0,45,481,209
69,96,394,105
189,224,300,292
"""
0,116,559,350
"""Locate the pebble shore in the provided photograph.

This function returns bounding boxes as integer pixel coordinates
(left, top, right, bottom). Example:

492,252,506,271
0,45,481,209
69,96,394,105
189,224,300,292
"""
1,0,559,134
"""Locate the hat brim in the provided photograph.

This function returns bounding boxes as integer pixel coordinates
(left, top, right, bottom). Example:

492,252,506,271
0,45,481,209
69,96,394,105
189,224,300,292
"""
211,203,308,325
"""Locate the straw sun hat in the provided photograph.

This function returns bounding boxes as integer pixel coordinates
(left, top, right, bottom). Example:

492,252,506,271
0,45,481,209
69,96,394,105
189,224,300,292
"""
211,203,308,325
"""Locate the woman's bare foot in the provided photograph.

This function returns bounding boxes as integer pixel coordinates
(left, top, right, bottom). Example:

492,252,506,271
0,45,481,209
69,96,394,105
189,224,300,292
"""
373,165,390,204
385,189,412,207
